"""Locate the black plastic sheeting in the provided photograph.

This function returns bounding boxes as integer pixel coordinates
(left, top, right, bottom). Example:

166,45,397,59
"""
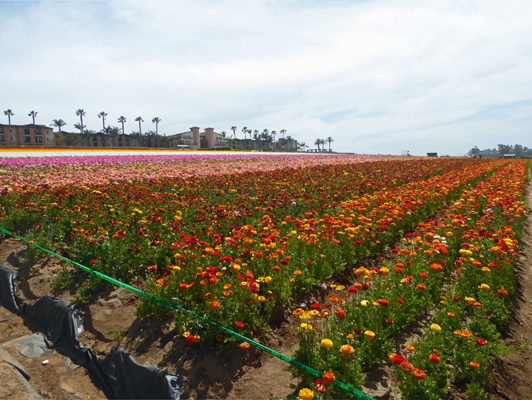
0,263,21,314
101,349,182,400
0,264,181,400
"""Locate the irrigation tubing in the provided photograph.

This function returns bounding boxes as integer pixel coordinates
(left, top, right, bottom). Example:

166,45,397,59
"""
0,226,375,400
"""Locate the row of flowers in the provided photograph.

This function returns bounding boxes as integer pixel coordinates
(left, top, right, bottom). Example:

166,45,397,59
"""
290,161,527,399
0,154,521,398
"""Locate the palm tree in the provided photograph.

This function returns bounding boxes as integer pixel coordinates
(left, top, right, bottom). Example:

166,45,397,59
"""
253,129,259,150
314,138,321,152
271,130,277,151
118,116,127,146
130,131,142,147
231,126,237,149
135,116,144,135
98,111,108,132
74,123,86,145
241,127,248,149
107,126,121,147
84,129,95,147
261,129,270,151
152,117,161,135
221,130,226,138
286,135,294,151
326,136,334,152
51,119,66,132
28,110,38,127
75,109,86,134
280,129,286,150
4,109,14,126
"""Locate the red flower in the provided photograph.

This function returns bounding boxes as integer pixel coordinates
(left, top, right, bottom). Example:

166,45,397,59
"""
476,338,487,346
187,335,195,345
386,318,394,326
236,321,245,329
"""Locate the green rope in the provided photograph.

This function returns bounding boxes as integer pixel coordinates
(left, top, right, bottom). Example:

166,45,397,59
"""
0,226,375,400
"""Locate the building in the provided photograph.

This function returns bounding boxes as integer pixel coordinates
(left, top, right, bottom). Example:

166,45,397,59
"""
168,127,228,149
0,124,54,146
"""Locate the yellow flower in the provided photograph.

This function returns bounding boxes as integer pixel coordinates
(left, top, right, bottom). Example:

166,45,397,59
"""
465,297,475,303
321,338,333,349
360,300,370,308
480,284,490,292
299,323,312,332
430,324,442,333
364,330,375,340
298,388,314,400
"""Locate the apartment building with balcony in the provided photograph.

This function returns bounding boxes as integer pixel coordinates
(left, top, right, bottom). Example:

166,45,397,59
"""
168,127,228,149
0,124,54,146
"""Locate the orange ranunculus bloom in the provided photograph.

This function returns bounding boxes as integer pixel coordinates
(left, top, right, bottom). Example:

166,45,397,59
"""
339,344,354,357
208,300,220,311
411,368,426,380
322,371,335,385
429,353,440,364
401,361,413,372
469,361,480,369
430,263,442,272
334,308,346,319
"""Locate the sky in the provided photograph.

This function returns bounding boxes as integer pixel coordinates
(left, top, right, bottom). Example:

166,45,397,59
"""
1,0,532,156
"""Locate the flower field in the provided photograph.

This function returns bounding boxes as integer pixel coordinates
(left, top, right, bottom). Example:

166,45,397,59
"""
0,152,528,399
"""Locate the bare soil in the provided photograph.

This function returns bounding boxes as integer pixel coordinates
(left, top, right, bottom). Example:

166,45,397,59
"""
1,187,532,400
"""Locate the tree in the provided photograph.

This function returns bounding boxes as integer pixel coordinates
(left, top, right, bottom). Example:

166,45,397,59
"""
75,109,86,134
130,131,142,147
84,129,95,147
63,132,81,147
74,123,86,145
28,110,38,127
314,138,321,151
280,129,286,150
271,130,277,151
152,117,161,135
135,116,144,135
118,116,127,146
497,144,511,157
326,136,334,152
107,126,121,147
51,119,66,132
231,126,237,149
98,111,108,132
220,130,226,138
4,109,14,126
468,146,480,157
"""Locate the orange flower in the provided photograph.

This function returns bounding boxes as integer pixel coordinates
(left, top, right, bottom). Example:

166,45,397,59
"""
429,353,440,364
411,368,426,380
400,361,413,372
469,361,480,369
430,263,442,272
334,308,346,320
322,371,335,385
339,344,354,357
208,300,220,311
